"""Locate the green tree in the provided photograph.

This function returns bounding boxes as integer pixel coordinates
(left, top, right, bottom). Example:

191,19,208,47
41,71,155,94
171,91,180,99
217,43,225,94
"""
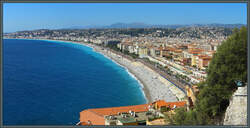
183,110,199,125
169,26,247,125
172,107,186,125
207,26,247,90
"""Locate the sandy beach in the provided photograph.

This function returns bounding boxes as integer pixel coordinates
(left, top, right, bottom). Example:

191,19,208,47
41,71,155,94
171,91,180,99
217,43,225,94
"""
7,38,186,103
76,42,186,103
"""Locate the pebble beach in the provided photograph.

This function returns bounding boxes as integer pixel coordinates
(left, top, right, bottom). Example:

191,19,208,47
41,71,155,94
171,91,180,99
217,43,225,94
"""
86,43,186,103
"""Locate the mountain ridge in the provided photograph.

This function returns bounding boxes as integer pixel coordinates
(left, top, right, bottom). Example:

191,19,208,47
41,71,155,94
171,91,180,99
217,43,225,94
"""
61,23,246,30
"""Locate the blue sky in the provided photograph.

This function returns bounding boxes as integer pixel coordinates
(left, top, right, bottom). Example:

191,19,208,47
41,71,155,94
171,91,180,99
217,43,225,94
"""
3,3,247,32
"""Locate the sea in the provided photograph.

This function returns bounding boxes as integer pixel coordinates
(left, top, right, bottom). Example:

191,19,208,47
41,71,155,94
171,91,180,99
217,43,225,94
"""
3,39,147,125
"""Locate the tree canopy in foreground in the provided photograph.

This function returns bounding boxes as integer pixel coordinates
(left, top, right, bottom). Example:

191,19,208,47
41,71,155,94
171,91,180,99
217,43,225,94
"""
169,26,247,125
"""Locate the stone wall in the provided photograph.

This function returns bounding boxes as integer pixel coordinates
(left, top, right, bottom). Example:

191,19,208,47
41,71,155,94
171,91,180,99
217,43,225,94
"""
223,86,247,125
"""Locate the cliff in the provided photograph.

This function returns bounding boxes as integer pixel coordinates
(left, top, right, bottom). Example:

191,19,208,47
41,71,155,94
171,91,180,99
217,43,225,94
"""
223,85,247,125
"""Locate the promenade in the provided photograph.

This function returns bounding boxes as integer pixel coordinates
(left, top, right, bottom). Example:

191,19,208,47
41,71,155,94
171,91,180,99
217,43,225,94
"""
91,44,186,102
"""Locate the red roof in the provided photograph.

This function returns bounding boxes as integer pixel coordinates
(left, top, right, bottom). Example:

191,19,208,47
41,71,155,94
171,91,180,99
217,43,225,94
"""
80,103,152,125
153,100,186,108
86,103,151,116
79,121,91,125
188,48,203,54
79,100,186,125
198,55,212,60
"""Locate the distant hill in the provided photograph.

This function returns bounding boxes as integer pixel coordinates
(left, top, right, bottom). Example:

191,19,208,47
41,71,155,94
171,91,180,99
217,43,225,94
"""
60,23,246,30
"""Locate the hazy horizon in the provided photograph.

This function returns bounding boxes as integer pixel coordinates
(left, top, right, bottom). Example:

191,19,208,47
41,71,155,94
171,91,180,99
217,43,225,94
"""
4,22,247,33
4,3,247,33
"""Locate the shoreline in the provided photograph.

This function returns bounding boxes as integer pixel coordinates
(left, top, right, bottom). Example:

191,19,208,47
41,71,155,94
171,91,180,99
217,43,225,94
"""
52,40,152,103
95,50,152,103
5,38,151,102
5,38,186,103
92,46,181,102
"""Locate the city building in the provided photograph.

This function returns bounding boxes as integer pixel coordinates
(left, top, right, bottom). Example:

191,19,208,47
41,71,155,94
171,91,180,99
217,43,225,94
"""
78,100,187,126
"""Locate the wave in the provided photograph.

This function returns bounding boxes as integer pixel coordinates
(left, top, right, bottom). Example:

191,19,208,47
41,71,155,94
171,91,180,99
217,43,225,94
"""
88,49,148,103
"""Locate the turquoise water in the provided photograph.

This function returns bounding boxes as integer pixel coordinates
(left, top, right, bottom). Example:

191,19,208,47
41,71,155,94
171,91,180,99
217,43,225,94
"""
3,39,147,125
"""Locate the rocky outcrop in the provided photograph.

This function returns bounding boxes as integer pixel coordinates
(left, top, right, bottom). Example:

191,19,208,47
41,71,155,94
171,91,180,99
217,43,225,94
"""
223,86,247,125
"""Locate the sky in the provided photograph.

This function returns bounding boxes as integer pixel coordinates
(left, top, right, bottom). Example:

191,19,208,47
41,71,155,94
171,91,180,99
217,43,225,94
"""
3,3,247,33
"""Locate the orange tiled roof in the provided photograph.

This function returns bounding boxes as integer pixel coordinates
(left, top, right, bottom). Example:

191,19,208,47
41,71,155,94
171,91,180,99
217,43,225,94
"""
79,121,91,125
198,55,212,60
82,103,151,117
153,100,186,108
153,100,166,107
174,49,182,53
79,100,187,125
202,57,212,60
